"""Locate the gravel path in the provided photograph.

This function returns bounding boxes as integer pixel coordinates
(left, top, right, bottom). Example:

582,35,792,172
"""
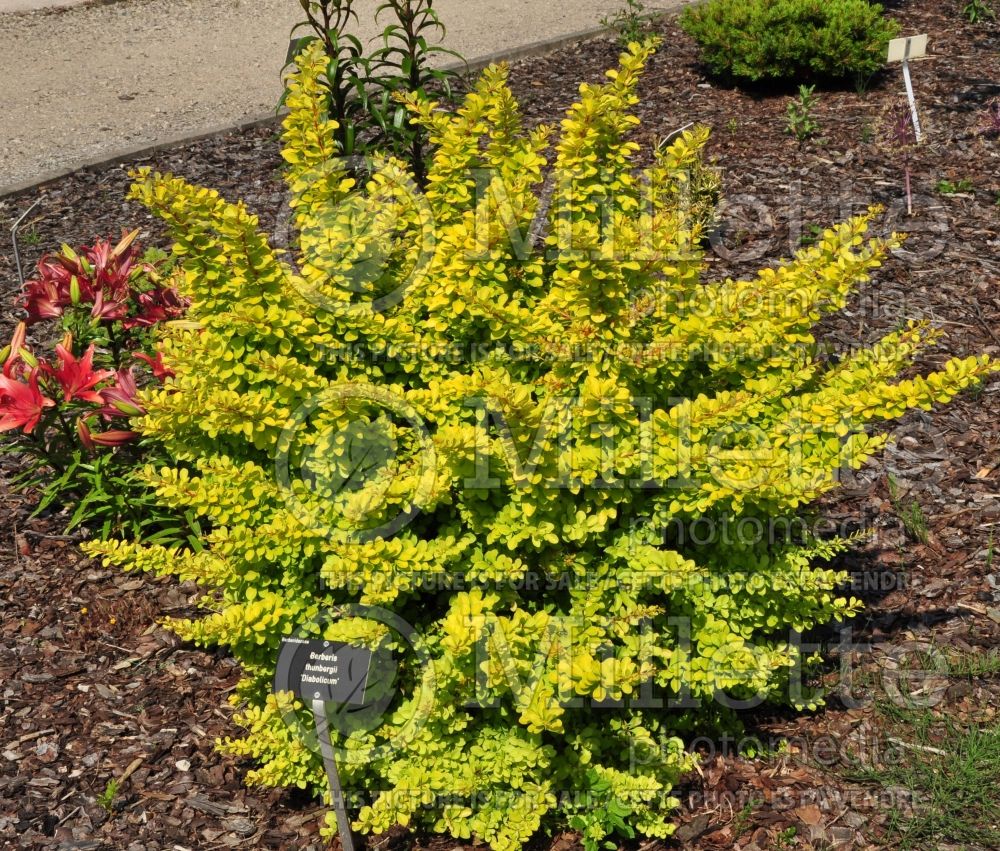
0,0,684,194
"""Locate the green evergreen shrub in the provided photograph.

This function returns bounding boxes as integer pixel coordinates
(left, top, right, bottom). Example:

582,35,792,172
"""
680,0,900,84
87,39,995,851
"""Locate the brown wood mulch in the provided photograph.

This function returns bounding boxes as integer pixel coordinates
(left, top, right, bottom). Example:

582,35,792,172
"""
1,0,998,848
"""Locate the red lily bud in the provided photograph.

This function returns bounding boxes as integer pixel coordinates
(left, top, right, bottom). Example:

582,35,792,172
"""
9,322,26,357
112,398,145,417
76,417,95,450
2,322,29,377
97,367,145,418
90,429,139,447
111,228,140,259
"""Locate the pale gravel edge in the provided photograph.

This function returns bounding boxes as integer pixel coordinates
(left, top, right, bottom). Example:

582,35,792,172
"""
1,10,682,200
0,0,127,20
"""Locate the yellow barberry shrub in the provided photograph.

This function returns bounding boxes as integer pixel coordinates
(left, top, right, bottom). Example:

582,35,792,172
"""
86,38,995,851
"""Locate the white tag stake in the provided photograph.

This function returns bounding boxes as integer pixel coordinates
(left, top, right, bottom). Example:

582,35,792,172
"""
887,35,928,143
901,54,922,143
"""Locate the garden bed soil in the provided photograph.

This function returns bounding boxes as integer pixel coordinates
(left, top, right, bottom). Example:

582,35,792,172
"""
1,0,999,849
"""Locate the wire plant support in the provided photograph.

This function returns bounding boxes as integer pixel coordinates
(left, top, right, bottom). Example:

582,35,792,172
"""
11,197,42,289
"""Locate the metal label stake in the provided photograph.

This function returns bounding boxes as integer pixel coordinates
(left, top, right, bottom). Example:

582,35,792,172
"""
274,637,376,851
313,699,356,851
887,34,929,144
11,198,42,288
900,50,922,143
